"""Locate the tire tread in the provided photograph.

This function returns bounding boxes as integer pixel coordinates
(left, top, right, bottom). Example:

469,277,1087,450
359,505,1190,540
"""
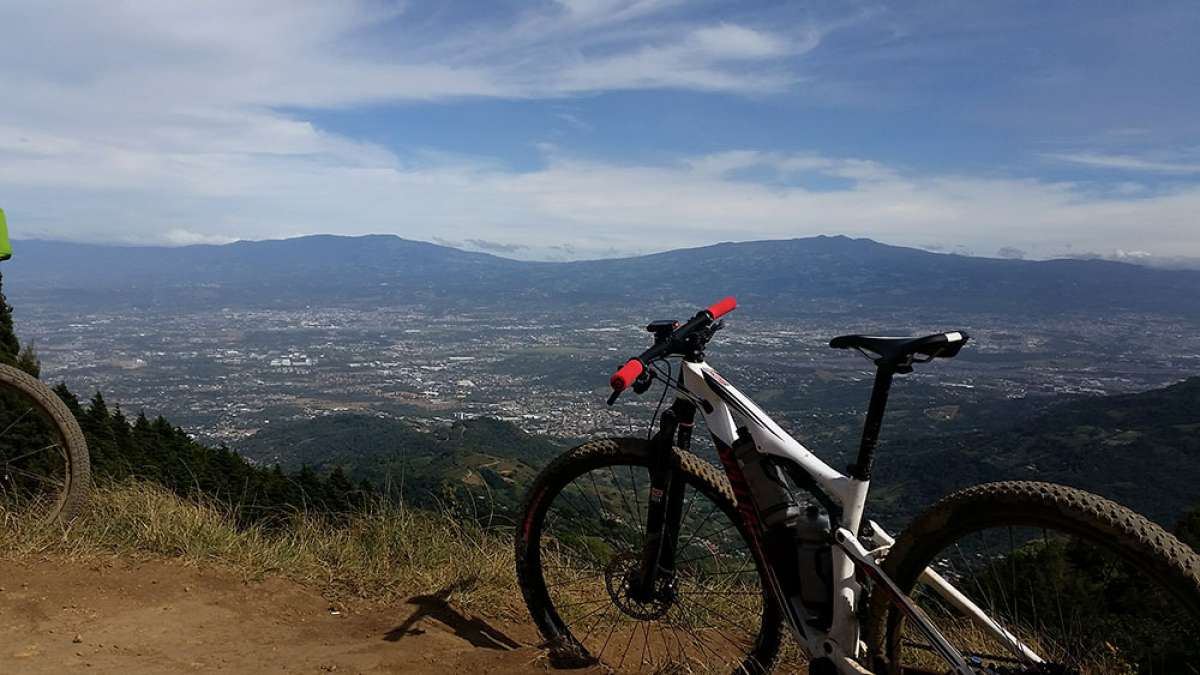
0,363,91,523
866,480,1200,670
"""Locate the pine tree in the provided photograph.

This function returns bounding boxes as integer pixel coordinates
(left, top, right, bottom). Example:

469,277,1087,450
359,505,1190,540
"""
296,465,328,511
84,391,121,478
16,343,39,378
0,272,21,367
327,466,356,512
112,404,130,438
53,383,83,417
87,391,110,422
133,410,152,434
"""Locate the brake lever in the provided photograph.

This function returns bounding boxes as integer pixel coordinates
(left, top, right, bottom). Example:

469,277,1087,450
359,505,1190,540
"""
607,367,656,406
689,320,724,351
631,368,655,394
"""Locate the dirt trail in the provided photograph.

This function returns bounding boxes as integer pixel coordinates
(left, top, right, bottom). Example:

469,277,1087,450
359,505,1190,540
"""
0,557,579,674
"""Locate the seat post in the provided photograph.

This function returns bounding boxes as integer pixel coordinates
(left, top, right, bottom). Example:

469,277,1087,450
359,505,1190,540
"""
850,364,896,481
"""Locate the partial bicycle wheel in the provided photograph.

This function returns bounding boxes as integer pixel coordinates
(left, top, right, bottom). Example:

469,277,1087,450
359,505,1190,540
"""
0,363,90,524
515,437,782,674
866,481,1200,674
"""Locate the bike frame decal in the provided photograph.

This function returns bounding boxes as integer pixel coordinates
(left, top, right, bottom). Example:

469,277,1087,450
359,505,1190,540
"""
681,360,869,655
678,359,1046,670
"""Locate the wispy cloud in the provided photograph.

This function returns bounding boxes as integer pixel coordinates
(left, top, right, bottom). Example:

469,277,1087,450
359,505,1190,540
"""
0,2,819,109
0,2,1198,262
7,131,1200,260
1044,152,1200,174
0,0,839,251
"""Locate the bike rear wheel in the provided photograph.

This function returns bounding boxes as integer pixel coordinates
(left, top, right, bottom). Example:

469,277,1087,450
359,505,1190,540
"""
0,364,90,524
865,481,1200,674
515,437,782,674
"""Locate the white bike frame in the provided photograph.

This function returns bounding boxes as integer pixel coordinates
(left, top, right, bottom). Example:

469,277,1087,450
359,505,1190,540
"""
677,359,1042,674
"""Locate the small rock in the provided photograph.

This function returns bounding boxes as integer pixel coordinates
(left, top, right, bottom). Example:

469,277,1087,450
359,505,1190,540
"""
184,585,192,593
73,634,83,644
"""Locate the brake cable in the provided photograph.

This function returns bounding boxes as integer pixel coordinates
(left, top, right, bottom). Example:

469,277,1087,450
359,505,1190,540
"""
645,359,673,440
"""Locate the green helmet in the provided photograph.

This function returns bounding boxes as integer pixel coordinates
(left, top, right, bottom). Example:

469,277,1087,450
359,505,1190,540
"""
0,208,11,260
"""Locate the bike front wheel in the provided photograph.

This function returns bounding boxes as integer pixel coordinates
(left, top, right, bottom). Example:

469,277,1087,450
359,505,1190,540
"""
865,481,1200,674
515,437,783,674
0,364,90,524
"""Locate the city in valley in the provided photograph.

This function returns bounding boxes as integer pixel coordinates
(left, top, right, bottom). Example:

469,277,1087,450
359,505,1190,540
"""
19,301,1199,453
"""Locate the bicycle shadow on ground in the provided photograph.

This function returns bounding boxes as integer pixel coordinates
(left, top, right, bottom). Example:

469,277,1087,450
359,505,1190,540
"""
384,578,521,651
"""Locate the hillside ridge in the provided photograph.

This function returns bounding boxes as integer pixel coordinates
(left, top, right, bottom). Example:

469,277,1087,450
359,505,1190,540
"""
11,233,1200,318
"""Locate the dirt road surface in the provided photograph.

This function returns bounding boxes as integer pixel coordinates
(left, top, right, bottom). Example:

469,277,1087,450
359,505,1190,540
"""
0,557,579,674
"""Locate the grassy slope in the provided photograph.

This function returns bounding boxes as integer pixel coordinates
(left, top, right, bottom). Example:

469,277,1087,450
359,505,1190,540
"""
0,481,521,619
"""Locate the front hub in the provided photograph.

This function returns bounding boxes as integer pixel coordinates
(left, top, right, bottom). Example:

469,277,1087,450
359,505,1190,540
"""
604,551,675,621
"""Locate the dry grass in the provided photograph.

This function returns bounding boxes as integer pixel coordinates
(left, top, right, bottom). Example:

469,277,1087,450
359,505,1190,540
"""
3,482,807,672
0,481,522,618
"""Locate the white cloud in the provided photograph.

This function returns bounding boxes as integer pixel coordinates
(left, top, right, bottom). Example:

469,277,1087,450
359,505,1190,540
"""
690,23,794,60
1043,152,1200,174
0,2,1198,261
7,132,1200,259
0,2,812,109
161,229,239,246
548,22,811,94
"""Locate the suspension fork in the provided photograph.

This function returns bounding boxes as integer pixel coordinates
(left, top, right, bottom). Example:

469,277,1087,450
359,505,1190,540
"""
632,397,696,602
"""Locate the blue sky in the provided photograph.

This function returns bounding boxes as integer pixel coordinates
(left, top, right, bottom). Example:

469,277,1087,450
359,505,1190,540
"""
0,1,1197,260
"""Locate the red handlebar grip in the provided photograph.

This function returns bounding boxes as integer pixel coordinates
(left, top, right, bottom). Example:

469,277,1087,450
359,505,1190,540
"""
707,296,737,319
610,359,644,391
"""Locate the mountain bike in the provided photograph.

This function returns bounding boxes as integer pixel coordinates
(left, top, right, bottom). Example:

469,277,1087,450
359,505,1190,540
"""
515,297,1200,674
0,207,91,524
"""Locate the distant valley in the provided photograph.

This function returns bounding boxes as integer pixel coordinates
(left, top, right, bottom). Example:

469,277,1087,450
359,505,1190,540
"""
6,233,1199,531
232,376,1200,532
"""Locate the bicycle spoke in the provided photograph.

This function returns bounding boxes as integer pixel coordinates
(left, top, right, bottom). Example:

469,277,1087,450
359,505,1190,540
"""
899,521,1200,673
0,406,34,440
526,447,773,672
2,442,63,466
2,463,65,488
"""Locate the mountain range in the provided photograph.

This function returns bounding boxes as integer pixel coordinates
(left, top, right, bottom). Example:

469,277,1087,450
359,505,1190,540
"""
8,235,1200,319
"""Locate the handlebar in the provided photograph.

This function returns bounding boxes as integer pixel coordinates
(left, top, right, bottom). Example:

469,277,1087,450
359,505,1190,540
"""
610,358,644,391
707,296,737,319
607,296,736,400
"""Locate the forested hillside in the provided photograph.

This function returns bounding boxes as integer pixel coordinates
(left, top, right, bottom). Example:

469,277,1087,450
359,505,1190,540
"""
874,376,1200,530
236,414,564,514
238,376,1200,545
